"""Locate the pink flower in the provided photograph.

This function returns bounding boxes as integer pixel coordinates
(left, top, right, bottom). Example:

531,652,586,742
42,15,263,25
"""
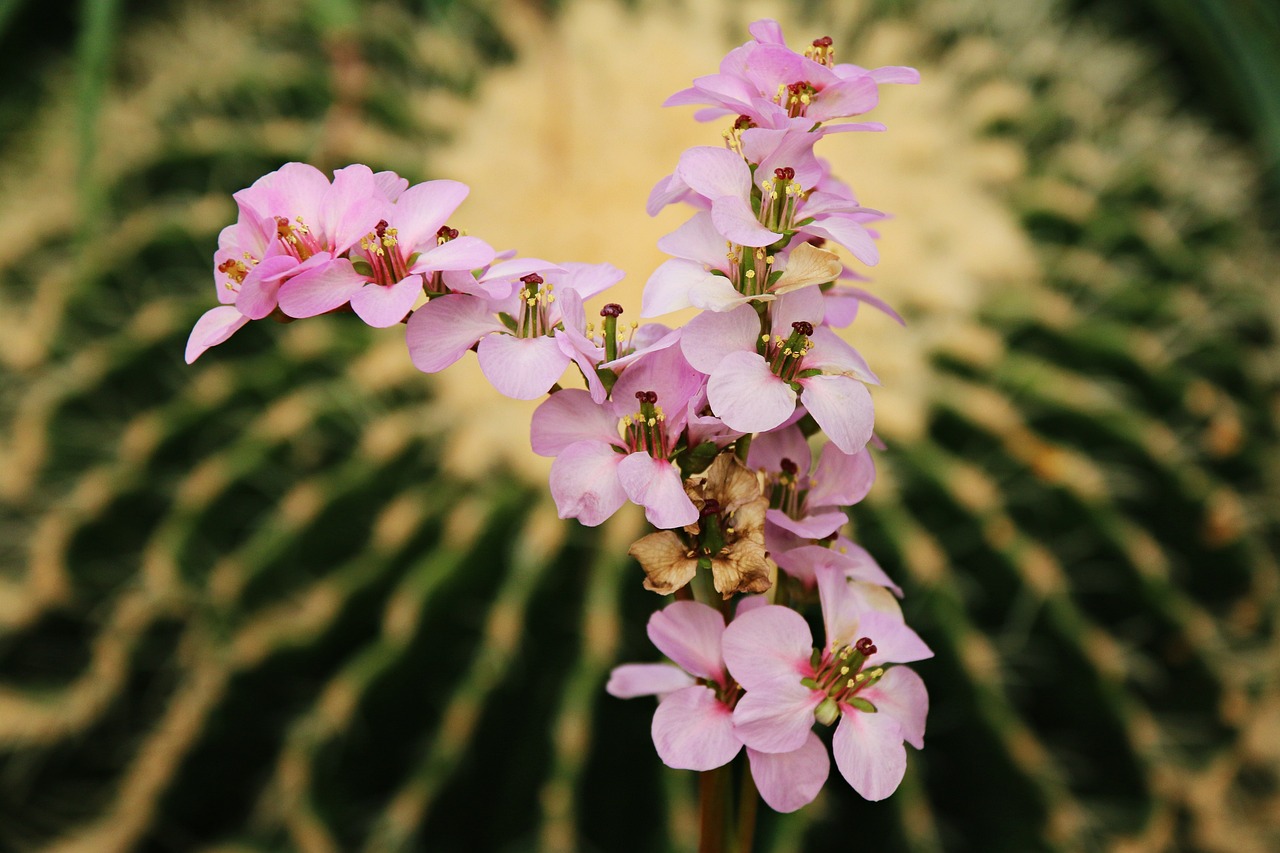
405,262,622,400
721,567,931,801
680,286,879,453
607,601,829,813
530,346,703,528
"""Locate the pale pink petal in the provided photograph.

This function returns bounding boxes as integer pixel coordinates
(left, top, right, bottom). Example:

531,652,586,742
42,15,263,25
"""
617,453,698,529
866,65,920,85
690,275,769,313
747,18,785,44
234,254,299,320
832,709,906,801
657,211,729,267
641,259,702,317
652,686,742,771
735,594,770,617
808,76,879,121
646,171,691,216
548,440,627,526
553,261,625,301
765,508,848,539
409,236,496,273
708,351,795,434
185,306,249,363
530,389,619,456
799,374,874,455
477,334,569,400
746,424,811,475
835,540,902,597
809,445,875,508
711,195,783,247
722,605,813,690
350,277,422,328
779,544,901,596
806,218,879,267
732,677,821,753
805,327,880,384
404,293,504,373
610,345,705,424
372,170,409,201
840,286,905,326
277,258,366,318
855,609,933,666
393,179,469,249
606,663,695,699
748,732,829,813
771,285,825,332
680,304,761,373
321,164,384,254
647,601,727,683
859,666,928,749
676,146,751,200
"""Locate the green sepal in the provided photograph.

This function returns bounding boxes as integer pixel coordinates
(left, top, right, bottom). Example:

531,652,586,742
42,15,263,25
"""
596,367,618,393
406,252,421,267
796,413,821,438
768,269,784,285
800,677,820,690
797,368,823,379
678,441,719,478
789,381,804,393
815,697,840,726
351,258,374,276
847,697,878,714
498,312,517,331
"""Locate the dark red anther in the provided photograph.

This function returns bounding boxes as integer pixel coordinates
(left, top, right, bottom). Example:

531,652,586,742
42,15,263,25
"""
734,114,755,130
812,36,833,48
700,499,722,517
645,391,658,405
375,219,389,237
791,321,814,336
855,637,877,656
600,303,624,318
520,273,544,286
275,216,291,236
779,458,799,475
436,225,459,241
774,167,796,182
787,81,811,95
217,259,235,273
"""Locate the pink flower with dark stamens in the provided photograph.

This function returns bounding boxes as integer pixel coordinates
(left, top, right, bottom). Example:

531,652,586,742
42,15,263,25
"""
722,566,931,801
680,286,879,453
607,601,829,813
530,346,702,528
406,262,621,401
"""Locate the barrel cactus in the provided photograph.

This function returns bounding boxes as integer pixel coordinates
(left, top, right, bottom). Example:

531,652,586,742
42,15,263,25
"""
0,1,1276,851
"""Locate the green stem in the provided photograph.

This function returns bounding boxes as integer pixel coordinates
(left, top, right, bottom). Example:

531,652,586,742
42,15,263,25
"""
699,765,728,853
737,760,759,853
734,433,753,463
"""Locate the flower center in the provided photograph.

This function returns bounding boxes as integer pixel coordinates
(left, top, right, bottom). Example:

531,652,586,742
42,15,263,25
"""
768,456,808,518
805,36,835,67
779,80,819,117
274,216,325,261
515,273,555,338
436,225,459,244
803,636,884,724
621,390,669,458
217,257,253,292
759,169,802,234
356,219,412,286
760,320,814,382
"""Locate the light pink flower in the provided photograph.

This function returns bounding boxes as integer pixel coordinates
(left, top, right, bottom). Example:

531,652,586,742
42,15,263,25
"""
722,566,930,801
530,346,703,529
680,286,879,453
606,601,829,813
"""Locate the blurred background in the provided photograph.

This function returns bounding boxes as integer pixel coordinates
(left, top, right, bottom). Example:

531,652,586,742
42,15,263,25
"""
0,0,1277,850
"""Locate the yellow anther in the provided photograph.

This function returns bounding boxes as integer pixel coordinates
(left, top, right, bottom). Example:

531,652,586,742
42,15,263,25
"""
765,255,775,264
847,678,856,688
745,270,756,279
761,334,770,342
840,666,850,675
800,93,811,105
547,295,556,303
630,322,638,330
771,191,780,201
647,418,656,427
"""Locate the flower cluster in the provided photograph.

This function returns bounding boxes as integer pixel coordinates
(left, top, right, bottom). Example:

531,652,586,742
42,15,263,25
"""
187,16,929,832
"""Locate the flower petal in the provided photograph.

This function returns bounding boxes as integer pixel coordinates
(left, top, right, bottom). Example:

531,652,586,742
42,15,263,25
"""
746,424,811,475
647,601,727,683
276,258,366,318
349,276,422,328
832,708,906,801
765,508,848,540
722,604,813,690
606,663,695,699
477,334,569,400
641,259,703,317
404,293,504,374
711,194,783,247
617,453,698,529
410,236,496,273
860,665,928,749
708,351,795,434
676,146,751,200
393,179,469,249
530,389,620,457
808,445,875,508
799,374,874,455
732,676,820,754
548,440,627,527
747,732,829,813
185,306,249,363
652,686,742,771
680,304,761,373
